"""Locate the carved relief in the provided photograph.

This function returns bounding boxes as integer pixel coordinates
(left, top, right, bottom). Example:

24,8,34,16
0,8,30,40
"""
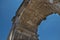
8,0,60,40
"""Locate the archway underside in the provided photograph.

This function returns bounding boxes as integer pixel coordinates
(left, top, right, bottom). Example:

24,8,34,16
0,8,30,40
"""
8,0,60,40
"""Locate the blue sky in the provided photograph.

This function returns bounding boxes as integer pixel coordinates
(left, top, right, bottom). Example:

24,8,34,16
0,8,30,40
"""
0,0,60,40
38,14,60,40
0,0,23,40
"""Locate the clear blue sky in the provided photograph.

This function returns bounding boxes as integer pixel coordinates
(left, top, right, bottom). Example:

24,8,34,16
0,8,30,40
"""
0,0,60,40
0,0,23,40
38,14,60,40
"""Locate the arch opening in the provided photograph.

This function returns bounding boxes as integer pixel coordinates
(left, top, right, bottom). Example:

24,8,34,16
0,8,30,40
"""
37,13,60,40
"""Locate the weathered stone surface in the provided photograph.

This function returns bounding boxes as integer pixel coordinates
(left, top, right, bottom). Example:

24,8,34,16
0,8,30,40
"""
8,0,60,40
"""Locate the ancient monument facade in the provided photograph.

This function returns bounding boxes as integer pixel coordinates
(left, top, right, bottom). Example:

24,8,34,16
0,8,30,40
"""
8,0,60,40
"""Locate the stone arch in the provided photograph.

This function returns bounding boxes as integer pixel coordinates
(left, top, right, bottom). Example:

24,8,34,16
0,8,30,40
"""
8,0,60,40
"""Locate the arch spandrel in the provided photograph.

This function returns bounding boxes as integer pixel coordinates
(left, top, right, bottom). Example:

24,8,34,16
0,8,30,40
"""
18,0,60,33
8,0,60,40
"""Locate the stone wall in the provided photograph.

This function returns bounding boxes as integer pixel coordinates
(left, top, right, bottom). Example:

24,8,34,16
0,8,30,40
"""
8,0,60,40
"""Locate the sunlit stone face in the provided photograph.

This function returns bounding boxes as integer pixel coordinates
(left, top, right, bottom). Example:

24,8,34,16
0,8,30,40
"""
48,0,60,11
48,0,54,3
54,0,60,4
48,0,60,5
48,0,60,4
53,0,60,11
